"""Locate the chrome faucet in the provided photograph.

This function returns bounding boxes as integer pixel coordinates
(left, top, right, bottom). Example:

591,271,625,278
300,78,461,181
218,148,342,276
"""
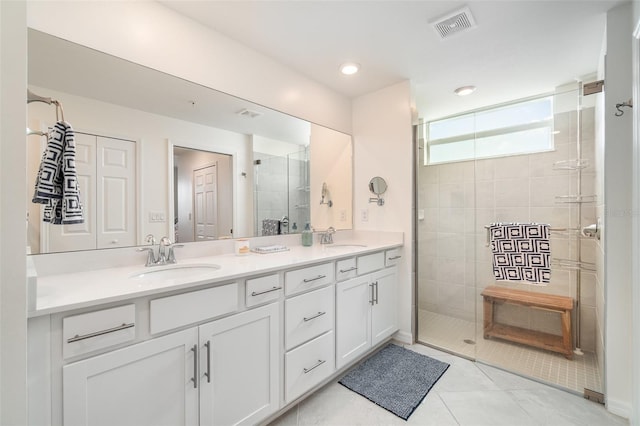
159,236,184,264
320,227,336,244
137,234,183,266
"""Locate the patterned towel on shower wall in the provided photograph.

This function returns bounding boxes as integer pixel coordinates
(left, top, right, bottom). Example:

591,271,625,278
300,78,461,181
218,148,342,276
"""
489,223,551,284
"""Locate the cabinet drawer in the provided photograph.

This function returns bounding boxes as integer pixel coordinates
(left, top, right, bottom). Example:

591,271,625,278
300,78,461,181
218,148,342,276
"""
285,331,335,403
246,274,282,307
357,252,385,275
285,286,334,350
336,258,357,281
285,263,334,296
63,304,136,359
150,283,238,334
385,248,402,267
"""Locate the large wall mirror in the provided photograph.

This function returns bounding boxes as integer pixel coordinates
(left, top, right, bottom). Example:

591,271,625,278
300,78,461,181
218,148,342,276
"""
26,29,353,254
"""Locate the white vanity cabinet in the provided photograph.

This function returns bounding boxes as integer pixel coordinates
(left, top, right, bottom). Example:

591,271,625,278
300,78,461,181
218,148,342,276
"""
63,328,199,426
60,289,279,426
336,265,398,369
283,263,336,403
198,302,280,426
30,241,404,426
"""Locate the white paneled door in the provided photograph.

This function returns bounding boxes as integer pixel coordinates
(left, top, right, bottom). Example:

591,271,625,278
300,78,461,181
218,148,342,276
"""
193,164,217,241
46,133,136,252
96,136,136,249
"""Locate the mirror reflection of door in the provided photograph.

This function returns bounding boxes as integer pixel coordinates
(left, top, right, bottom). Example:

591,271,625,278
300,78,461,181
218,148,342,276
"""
194,164,217,241
46,132,136,252
173,147,233,243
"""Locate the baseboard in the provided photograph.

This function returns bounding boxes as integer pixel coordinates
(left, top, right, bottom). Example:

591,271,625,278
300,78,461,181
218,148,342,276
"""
392,330,413,345
606,397,631,420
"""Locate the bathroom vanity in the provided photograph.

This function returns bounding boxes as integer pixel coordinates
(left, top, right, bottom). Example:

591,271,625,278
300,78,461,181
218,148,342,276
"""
27,232,403,426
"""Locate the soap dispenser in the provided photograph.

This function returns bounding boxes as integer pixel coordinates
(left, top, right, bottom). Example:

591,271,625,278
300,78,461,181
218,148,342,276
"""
302,223,313,247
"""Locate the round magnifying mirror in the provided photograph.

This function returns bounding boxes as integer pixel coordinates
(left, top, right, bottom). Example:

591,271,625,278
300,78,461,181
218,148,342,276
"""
368,176,387,195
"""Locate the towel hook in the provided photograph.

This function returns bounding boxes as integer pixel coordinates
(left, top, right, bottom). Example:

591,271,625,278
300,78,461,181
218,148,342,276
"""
615,99,633,117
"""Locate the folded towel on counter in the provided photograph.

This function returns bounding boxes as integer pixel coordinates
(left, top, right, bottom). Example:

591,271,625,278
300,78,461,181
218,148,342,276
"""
252,245,289,254
261,219,281,236
32,121,84,224
489,223,550,284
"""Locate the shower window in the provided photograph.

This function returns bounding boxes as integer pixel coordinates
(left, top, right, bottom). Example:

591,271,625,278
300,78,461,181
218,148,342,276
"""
425,95,554,164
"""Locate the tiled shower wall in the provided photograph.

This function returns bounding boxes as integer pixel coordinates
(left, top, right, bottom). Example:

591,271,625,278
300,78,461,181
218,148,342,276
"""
254,151,309,235
417,107,598,351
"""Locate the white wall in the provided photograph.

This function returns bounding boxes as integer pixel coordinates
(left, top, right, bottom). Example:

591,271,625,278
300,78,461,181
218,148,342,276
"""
0,2,28,424
26,1,351,135
631,2,640,424
352,81,414,341
603,2,634,418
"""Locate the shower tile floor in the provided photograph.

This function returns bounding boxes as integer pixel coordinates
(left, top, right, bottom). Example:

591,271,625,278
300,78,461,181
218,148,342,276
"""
418,309,602,394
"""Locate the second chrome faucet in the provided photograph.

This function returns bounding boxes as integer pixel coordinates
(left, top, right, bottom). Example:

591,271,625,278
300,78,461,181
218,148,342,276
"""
137,234,184,266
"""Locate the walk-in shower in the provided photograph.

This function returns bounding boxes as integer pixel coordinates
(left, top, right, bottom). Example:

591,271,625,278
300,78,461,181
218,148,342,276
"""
415,84,603,396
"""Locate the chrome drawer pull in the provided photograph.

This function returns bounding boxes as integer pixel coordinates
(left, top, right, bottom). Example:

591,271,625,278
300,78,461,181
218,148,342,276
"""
204,340,211,383
388,255,402,261
303,359,326,374
67,322,135,343
303,274,326,283
338,267,357,273
190,345,198,389
251,286,283,296
303,311,326,322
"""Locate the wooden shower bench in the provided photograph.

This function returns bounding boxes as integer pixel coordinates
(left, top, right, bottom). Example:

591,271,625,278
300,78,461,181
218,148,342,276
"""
481,285,574,359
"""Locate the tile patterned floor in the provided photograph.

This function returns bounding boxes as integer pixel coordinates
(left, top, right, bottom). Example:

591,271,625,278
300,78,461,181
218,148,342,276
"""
417,310,602,394
267,343,627,426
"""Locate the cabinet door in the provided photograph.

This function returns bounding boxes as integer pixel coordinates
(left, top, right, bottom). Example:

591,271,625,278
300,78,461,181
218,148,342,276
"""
371,266,398,346
199,303,280,426
63,328,198,426
335,275,372,369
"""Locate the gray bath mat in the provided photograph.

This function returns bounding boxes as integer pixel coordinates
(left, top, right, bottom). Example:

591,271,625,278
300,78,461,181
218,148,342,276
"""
338,344,449,420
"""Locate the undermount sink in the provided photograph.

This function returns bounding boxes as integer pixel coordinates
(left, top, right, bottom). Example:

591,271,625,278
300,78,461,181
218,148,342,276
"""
129,263,221,280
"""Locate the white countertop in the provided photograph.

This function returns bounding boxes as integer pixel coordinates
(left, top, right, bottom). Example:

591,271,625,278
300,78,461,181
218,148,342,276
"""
29,234,403,317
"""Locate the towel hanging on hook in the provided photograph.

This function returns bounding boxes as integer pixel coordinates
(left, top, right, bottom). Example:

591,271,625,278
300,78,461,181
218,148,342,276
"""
615,98,633,116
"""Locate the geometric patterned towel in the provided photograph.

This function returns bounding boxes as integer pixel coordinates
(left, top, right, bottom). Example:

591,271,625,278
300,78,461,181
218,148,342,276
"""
489,223,550,284
261,219,281,236
32,121,84,224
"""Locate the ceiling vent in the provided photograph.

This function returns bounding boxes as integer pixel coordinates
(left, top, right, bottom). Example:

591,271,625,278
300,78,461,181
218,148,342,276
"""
431,6,476,40
237,108,263,118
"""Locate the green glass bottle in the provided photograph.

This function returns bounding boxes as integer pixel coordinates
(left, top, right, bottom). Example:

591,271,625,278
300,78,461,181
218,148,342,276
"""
302,223,313,246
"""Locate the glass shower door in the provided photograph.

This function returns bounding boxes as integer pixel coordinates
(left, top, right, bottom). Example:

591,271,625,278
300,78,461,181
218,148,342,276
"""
415,120,478,360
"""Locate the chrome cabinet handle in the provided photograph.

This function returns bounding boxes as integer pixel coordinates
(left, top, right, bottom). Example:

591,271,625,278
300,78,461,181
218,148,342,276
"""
204,341,211,383
190,344,198,389
303,359,326,374
251,286,283,296
388,255,401,261
303,275,326,283
339,267,357,273
374,281,379,305
369,283,375,305
67,322,135,343
303,311,326,322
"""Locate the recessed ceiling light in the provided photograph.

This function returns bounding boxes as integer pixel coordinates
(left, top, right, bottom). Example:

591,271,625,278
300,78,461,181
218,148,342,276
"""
340,62,360,75
454,85,476,96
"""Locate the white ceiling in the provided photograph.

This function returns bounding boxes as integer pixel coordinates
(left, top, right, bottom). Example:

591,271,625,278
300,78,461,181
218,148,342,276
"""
161,0,625,120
